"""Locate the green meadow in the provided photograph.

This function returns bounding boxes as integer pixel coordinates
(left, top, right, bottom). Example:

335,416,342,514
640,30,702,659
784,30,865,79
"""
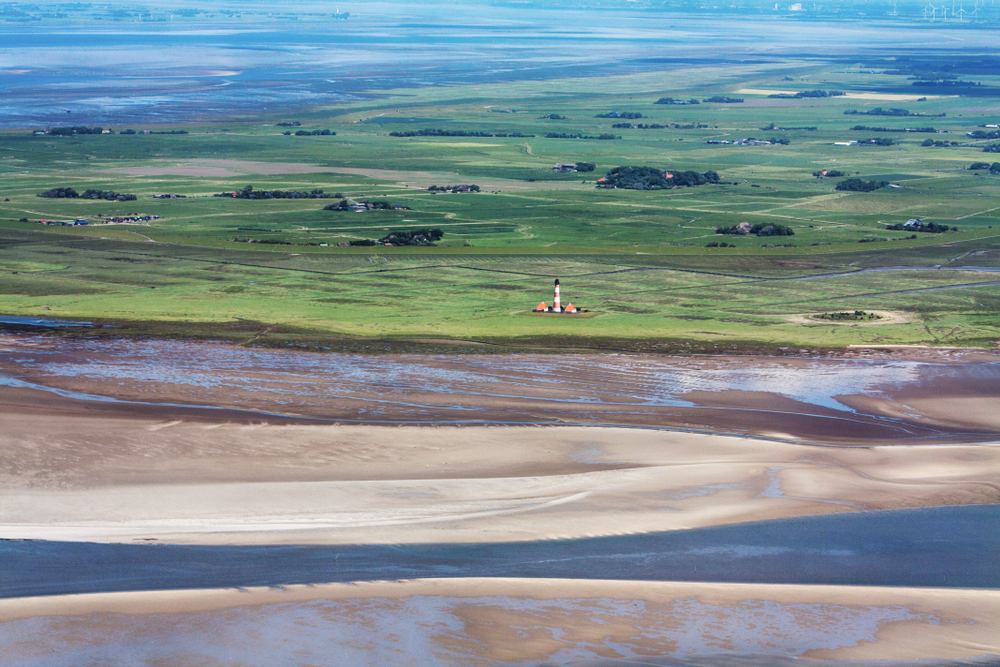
1,60,998,351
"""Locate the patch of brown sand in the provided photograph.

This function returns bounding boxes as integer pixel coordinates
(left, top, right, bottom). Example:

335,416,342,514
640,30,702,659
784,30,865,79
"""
1,401,997,544
0,579,997,664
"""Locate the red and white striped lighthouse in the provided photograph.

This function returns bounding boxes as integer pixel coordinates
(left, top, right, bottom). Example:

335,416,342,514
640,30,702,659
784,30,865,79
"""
553,278,561,313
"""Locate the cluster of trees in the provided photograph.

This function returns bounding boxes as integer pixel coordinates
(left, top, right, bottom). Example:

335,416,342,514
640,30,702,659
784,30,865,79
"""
428,184,481,192
37,187,79,198
612,123,667,129
574,162,596,172
768,137,791,145
836,178,889,192
214,186,340,199
284,129,334,136
813,170,847,178
844,108,945,118
39,126,106,136
851,125,937,133
546,132,619,140
81,189,136,201
816,310,882,321
912,80,983,88
716,223,794,237
984,144,1000,152
970,130,1000,140
380,228,444,246
705,241,735,247
323,200,401,211
762,123,817,131
389,129,530,138
768,90,844,99
858,138,895,146
540,114,566,119
37,187,136,200
969,162,993,170
598,166,719,190
703,96,743,103
595,111,642,119
654,97,700,105
885,222,957,233
922,139,960,147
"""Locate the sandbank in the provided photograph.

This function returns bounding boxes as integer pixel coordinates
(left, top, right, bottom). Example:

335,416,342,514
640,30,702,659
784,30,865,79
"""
1,401,997,544
1,579,998,665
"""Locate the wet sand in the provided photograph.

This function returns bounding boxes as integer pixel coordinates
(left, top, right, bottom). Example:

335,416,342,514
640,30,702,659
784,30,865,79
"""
2,579,998,666
2,334,999,446
1,334,997,664
1,403,999,545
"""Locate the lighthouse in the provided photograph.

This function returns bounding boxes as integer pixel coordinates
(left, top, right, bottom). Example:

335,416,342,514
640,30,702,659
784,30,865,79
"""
533,278,581,313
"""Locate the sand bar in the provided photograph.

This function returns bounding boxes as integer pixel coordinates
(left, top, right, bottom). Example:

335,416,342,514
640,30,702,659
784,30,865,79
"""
1,579,998,665
1,399,998,544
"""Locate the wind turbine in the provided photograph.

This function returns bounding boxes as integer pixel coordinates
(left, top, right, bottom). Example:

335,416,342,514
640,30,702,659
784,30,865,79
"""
956,2,967,20
924,2,936,19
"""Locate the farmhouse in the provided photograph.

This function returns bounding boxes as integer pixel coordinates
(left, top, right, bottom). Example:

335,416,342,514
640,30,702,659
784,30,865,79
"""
904,219,924,229
552,163,578,172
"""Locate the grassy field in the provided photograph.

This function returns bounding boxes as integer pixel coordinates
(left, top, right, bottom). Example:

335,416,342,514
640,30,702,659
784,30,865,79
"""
1,60,998,351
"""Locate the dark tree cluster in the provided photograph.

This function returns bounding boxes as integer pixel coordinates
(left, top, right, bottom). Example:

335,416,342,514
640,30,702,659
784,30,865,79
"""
705,241,735,247
813,170,847,178
762,123,817,131
612,123,667,129
37,187,79,198
716,223,794,237
969,162,991,170
38,126,105,136
654,98,700,105
816,310,881,321
851,125,937,133
546,133,619,140
214,186,339,199
970,131,1000,140
858,138,895,146
380,228,444,246
81,189,136,201
539,114,566,119
389,129,530,138
574,162,596,172
885,222,957,233
922,139,960,147
984,144,1000,153
767,90,844,99
37,187,136,200
598,166,719,190
595,112,643,119
290,129,334,136
703,96,743,103
428,184,481,193
844,108,945,118
836,178,890,192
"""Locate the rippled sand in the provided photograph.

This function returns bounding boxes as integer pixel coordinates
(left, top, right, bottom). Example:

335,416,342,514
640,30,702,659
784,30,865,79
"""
3,579,999,666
